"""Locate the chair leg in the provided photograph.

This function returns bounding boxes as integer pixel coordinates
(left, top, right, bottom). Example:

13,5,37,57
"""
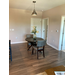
32,46,34,54
37,50,38,59
43,49,45,58
43,46,45,58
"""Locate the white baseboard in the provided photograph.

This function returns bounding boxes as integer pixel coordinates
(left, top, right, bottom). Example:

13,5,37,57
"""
11,41,27,44
47,43,59,50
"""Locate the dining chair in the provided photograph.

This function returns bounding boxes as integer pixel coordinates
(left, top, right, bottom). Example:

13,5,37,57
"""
26,34,33,50
32,40,46,59
26,34,33,38
9,40,12,61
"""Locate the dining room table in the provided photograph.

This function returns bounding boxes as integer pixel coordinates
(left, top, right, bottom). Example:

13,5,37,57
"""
25,37,44,54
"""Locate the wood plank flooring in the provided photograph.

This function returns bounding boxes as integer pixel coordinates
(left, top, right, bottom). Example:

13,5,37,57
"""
9,43,65,75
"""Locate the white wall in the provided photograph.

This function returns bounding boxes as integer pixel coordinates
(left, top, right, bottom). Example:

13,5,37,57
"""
9,8,42,43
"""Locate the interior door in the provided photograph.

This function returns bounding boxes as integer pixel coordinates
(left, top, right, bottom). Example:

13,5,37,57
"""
31,18,42,37
62,20,65,50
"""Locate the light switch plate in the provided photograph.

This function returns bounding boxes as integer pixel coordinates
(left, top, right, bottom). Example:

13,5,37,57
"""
12,29,14,31
56,30,58,32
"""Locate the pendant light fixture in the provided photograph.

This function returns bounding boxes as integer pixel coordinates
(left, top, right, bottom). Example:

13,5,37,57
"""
32,1,37,16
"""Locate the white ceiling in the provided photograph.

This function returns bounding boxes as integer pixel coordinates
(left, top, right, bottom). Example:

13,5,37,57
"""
9,0,65,11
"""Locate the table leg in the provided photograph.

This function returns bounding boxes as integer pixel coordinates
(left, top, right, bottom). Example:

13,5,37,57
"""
27,42,32,50
32,46,33,55
27,42,29,50
32,46,34,54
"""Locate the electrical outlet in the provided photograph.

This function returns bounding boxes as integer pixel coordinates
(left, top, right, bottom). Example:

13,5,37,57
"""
56,30,58,32
53,40,54,42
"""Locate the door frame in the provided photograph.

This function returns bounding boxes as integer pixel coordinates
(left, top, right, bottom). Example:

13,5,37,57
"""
59,16,65,51
42,18,49,43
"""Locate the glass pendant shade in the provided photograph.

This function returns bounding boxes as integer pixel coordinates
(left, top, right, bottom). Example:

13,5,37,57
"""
32,1,37,16
32,9,37,16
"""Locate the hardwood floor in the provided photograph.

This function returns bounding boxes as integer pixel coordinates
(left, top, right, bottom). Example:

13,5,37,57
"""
9,43,65,75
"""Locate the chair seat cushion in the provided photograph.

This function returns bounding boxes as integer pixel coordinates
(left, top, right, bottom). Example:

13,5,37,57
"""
33,46,43,50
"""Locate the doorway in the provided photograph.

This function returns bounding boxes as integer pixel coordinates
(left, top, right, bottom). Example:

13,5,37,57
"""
42,18,49,43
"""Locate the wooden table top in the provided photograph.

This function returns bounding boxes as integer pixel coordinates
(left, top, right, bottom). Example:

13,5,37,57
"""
45,65,65,75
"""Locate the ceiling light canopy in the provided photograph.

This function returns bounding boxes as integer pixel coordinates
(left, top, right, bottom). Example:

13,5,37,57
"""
32,1,37,16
